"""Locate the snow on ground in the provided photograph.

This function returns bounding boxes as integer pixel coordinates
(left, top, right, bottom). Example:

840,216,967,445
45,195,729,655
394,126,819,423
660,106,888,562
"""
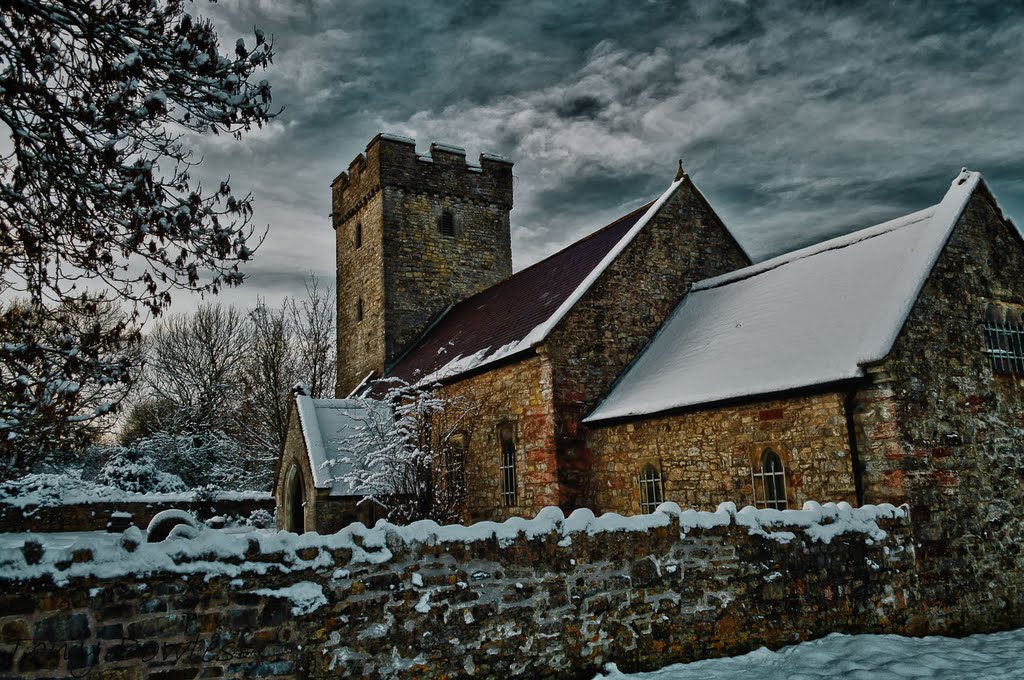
595,627,1024,680
0,473,271,507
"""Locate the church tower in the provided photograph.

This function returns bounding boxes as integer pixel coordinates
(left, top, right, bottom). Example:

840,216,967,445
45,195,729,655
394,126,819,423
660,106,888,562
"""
332,133,514,397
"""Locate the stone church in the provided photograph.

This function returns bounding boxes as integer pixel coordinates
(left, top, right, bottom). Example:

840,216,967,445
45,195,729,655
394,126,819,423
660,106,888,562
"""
276,131,1024,612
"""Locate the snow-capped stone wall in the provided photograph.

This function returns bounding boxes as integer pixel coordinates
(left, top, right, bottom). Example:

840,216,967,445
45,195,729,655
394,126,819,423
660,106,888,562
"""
0,490,273,533
0,502,914,679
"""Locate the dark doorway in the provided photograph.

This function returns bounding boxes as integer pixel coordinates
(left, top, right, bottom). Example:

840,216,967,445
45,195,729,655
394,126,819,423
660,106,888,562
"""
286,466,305,533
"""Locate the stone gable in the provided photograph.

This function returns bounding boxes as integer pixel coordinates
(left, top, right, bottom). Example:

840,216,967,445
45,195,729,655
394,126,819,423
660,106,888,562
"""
544,177,751,509
853,187,1024,631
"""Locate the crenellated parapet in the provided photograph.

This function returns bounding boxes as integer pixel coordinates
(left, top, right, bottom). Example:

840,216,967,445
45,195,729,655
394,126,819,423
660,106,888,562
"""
332,133,515,397
331,132,513,227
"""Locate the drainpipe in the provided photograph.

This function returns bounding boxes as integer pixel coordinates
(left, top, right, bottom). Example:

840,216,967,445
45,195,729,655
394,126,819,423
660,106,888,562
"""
844,391,865,507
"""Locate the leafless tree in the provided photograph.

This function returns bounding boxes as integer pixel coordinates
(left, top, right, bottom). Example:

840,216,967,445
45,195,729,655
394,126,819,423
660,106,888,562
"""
286,275,336,400
123,303,260,488
242,299,298,456
119,277,334,490
142,303,251,422
328,379,477,524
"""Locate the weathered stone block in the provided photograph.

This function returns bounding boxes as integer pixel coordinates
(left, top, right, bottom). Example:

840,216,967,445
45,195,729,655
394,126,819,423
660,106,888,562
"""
33,612,90,640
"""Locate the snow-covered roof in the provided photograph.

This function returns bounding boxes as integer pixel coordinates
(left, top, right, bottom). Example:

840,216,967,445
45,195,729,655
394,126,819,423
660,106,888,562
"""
386,178,690,386
293,396,392,496
587,169,983,422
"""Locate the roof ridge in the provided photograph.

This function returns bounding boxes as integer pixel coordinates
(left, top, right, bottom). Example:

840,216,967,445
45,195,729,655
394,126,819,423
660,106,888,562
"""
514,178,687,348
696,168,980,293
694,206,938,292
384,178,689,387
501,200,655,286
586,168,984,423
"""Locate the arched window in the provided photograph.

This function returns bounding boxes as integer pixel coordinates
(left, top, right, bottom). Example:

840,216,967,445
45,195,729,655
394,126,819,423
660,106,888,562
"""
498,423,517,506
439,209,455,237
285,466,305,533
638,463,664,514
445,432,468,507
752,449,787,509
357,297,364,322
354,222,363,249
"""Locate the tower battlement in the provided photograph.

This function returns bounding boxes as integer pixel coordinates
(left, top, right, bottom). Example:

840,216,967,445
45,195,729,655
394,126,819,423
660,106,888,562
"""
333,134,515,397
331,133,513,228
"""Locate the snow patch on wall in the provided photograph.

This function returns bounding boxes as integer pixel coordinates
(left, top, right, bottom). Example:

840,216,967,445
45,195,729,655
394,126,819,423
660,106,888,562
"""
253,581,328,615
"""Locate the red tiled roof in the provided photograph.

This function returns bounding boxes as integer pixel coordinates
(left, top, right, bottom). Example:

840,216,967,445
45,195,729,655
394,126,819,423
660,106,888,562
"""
385,201,655,385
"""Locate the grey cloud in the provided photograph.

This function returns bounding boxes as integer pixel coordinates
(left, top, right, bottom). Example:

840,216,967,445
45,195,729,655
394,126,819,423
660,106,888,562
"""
163,0,1024,314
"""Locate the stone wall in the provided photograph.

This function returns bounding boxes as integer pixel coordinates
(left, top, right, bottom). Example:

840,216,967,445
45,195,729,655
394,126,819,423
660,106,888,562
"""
588,392,859,515
333,135,514,397
545,177,751,510
274,410,319,533
854,188,1024,633
0,495,273,534
0,503,914,679
334,187,387,397
439,353,559,523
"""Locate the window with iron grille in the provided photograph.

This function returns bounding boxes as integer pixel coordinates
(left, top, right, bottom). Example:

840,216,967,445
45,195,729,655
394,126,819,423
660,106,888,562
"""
498,424,517,506
445,432,467,506
984,304,1024,375
752,449,787,509
638,463,664,514
439,209,455,237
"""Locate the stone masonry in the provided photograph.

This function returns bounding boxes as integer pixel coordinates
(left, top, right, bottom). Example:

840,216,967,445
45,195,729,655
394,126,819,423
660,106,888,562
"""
438,353,559,523
589,393,859,515
332,135,514,397
0,504,914,679
545,176,751,510
853,188,1024,633
273,413,374,535
0,496,273,534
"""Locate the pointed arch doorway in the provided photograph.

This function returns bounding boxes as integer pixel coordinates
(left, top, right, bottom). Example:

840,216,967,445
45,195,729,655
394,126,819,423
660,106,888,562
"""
285,465,306,533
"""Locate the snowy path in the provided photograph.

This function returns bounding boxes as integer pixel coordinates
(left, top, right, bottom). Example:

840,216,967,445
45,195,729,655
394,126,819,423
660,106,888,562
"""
596,628,1024,679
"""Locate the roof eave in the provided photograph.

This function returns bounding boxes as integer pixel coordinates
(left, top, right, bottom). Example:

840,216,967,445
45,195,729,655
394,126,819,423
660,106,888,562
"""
585,377,867,427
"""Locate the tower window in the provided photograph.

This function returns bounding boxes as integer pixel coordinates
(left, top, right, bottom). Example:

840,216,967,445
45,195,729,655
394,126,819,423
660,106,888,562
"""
439,209,455,237
984,304,1024,374
356,297,364,323
638,463,664,514
498,423,517,506
354,222,362,249
752,448,787,510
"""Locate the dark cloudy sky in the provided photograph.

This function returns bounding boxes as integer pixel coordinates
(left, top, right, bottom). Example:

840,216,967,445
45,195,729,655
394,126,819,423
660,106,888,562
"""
187,0,1024,311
